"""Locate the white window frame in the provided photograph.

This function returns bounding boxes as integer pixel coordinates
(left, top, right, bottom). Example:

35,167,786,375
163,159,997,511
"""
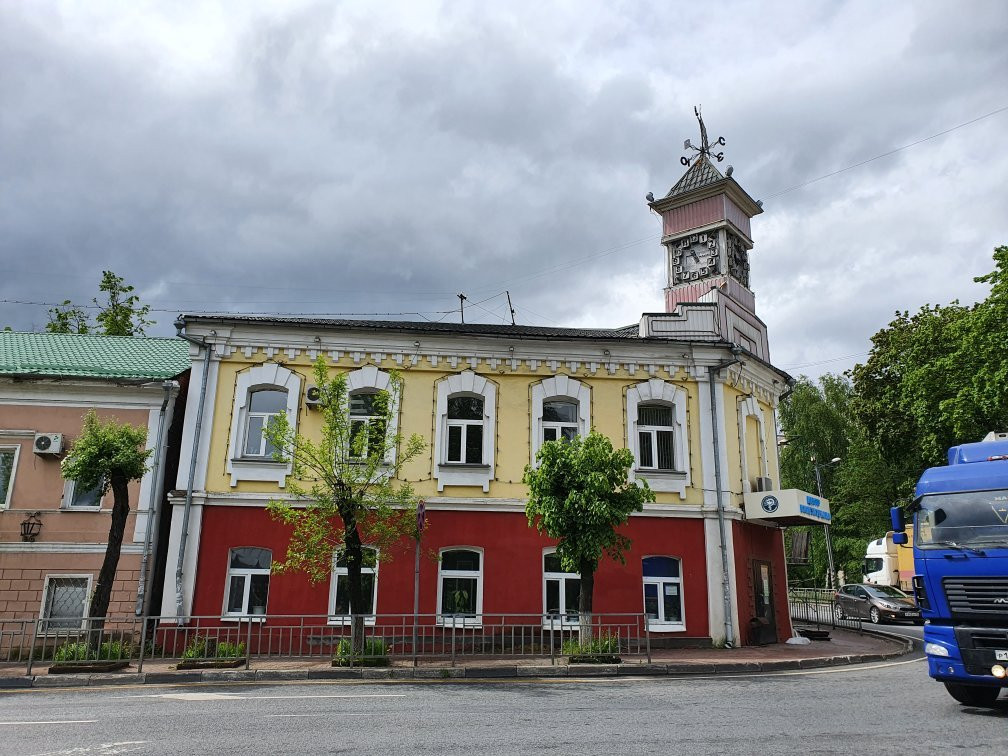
445,397,485,464
226,363,301,487
222,547,272,621
642,556,685,632
329,546,379,625
0,444,20,510
433,371,496,492
345,366,399,466
636,404,676,472
39,573,93,631
542,548,580,629
530,376,591,464
626,379,690,497
738,396,770,493
61,477,105,511
437,546,484,627
242,388,288,458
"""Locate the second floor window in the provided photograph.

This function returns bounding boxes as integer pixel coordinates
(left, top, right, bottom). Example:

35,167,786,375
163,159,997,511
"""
244,389,287,458
445,396,484,464
542,400,578,444
0,446,19,509
637,404,675,471
348,392,387,461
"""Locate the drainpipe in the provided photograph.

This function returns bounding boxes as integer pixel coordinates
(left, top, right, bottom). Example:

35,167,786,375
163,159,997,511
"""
174,316,213,622
709,346,743,647
135,379,178,616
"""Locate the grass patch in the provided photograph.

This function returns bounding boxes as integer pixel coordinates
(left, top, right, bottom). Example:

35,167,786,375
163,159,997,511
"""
52,639,134,662
332,637,390,667
182,636,246,660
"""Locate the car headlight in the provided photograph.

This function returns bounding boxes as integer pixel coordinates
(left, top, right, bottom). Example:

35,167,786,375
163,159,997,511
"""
925,642,949,657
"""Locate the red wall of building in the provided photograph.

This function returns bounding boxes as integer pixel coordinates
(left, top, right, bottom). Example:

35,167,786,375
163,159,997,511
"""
732,520,792,643
193,507,711,638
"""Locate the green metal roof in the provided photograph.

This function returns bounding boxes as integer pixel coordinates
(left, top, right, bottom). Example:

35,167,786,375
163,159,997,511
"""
0,332,190,380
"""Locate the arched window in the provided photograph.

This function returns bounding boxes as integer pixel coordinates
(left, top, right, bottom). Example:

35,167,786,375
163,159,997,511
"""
543,550,580,627
224,547,272,617
446,396,484,464
348,392,388,461
530,375,591,464
642,556,684,630
438,547,483,625
434,372,496,491
626,379,689,496
227,363,301,487
329,547,378,624
244,388,287,457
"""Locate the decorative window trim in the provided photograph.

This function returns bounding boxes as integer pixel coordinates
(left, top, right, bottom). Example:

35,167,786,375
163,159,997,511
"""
39,573,93,631
542,548,580,629
226,363,302,488
437,546,484,627
328,546,379,625
433,371,496,492
61,477,105,511
626,379,690,497
0,444,20,510
737,396,769,493
642,555,686,632
346,366,399,467
530,376,591,464
222,547,272,621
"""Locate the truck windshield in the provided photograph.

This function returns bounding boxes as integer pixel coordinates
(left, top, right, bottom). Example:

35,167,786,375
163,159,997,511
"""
916,490,1008,548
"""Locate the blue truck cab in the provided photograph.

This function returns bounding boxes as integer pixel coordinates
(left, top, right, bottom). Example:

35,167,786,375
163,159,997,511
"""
892,433,1008,708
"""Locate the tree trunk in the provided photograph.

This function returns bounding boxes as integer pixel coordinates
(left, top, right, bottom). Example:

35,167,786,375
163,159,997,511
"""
578,560,595,645
344,520,366,657
87,474,130,649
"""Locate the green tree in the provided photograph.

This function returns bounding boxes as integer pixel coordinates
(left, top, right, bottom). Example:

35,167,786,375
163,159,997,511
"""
46,300,91,334
94,270,154,336
265,356,425,655
45,271,154,336
61,411,150,625
523,431,654,642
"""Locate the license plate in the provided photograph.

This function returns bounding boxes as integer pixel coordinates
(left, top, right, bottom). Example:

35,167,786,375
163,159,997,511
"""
905,611,920,617
996,650,1008,661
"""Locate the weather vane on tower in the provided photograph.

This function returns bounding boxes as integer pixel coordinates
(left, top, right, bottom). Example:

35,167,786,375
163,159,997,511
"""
681,106,726,166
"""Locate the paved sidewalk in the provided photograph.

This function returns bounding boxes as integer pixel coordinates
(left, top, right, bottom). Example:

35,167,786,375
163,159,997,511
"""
0,627,913,690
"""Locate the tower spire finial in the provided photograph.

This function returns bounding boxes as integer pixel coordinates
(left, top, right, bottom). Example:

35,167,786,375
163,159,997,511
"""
681,105,726,167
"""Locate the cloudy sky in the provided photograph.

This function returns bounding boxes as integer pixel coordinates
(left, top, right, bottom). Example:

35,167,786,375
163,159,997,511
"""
2,1,1006,379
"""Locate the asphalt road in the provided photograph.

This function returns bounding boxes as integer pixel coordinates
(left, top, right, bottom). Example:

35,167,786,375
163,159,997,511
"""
1,651,1005,755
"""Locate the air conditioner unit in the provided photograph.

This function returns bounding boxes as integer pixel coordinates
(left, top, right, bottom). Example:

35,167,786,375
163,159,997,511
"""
33,433,63,455
305,386,322,408
754,476,774,492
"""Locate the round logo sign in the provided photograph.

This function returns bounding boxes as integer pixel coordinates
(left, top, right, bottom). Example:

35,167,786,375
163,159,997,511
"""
761,495,780,514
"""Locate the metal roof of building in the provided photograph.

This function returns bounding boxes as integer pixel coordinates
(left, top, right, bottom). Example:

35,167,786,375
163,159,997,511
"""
0,332,191,380
665,156,725,198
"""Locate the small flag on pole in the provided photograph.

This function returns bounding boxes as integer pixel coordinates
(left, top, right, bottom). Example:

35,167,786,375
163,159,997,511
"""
417,499,426,537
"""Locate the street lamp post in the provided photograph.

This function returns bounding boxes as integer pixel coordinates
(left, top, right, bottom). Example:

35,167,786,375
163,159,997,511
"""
812,457,841,591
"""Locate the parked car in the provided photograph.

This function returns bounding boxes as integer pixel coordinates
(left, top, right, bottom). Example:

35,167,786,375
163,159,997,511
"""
834,583,922,624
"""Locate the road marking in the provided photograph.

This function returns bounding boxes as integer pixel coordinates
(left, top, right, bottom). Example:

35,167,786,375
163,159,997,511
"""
265,713,373,717
0,720,98,725
31,741,148,756
118,691,406,701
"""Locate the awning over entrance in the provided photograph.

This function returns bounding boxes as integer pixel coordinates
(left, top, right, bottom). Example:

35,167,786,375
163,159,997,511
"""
742,489,831,526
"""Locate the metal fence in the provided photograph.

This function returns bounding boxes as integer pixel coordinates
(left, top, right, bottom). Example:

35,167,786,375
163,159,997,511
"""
788,588,862,633
1,612,655,675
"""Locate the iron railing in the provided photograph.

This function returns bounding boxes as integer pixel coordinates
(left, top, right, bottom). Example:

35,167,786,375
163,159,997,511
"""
1,612,656,675
788,588,862,633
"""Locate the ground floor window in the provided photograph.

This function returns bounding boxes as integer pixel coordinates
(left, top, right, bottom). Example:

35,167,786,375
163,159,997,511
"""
543,551,580,627
438,548,482,625
40,574,91,630
329,547,378,624
642,556,684,630
224,547,271,617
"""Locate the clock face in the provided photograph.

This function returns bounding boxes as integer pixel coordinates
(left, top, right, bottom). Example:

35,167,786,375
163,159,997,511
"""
670,233,719,284
727,233,750,287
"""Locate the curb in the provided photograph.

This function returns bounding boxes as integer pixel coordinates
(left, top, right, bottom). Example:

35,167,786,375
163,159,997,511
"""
0,634,913,690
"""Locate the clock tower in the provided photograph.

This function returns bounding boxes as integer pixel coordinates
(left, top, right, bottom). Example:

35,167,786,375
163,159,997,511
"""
647,108,769,357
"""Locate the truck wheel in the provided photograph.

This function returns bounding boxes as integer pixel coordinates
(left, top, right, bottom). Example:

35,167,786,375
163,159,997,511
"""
869,607,880,624
834,603,845,620
944,682,1001,707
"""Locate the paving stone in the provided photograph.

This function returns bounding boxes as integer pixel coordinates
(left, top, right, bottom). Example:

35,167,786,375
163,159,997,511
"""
568,664,618,676
798,657,834,669
388,668,416,679
89,673,144,686
33,675,90,687
307,668,363,680
255,670,309,681
145,672,202,684
465,666,517,678
414,667,464,679
360,668,394,679
200,671,256,682
618,664,668,676
517,665,568,677
713,662,761,674
0,677,34,689
666,663,715,675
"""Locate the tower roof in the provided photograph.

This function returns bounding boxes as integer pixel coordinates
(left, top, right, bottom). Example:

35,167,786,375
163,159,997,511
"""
664,156,725,199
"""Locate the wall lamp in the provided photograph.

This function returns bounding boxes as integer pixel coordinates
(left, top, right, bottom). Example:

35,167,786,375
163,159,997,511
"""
20,512,42,542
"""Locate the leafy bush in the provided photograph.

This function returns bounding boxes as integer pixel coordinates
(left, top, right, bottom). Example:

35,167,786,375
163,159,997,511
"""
333,636,390,667
52,639,134,662
182,636,246,660
562,633,621,663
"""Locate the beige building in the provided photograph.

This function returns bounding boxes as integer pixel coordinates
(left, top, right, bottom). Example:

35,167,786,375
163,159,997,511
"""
0,333,188,627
